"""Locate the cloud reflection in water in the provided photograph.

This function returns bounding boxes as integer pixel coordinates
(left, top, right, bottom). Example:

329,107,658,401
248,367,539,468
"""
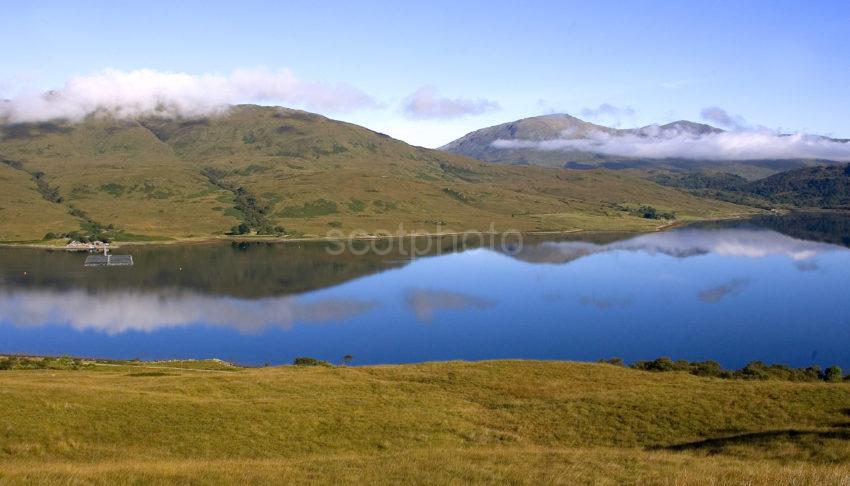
513,229,846,264
0,289,375,335
405,289,494,322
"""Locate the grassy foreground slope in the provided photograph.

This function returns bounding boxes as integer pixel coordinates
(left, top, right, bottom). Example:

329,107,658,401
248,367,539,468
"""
0,106,753,242
0,360,848,484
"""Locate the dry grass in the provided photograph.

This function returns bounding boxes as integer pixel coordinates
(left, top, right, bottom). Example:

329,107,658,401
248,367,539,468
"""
0,360,848,484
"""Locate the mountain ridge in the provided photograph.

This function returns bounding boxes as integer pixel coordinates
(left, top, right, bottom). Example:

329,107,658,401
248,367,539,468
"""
440,113,848,179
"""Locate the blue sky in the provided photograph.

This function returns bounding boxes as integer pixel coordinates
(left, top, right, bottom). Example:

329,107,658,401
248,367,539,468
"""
3,0,849,147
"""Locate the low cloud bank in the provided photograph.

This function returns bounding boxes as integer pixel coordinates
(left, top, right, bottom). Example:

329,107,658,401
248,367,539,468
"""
491,127,850,161
402,86,499,120
0,68,378,123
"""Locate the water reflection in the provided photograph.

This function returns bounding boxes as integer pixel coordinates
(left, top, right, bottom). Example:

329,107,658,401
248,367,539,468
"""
405,289,494,322
0,213,848,367
0,289,374,334
511,228,843,264
697,278,750,304
578,296,632,310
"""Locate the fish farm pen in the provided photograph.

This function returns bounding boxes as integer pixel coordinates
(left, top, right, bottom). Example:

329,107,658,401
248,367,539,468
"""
84,254,134,267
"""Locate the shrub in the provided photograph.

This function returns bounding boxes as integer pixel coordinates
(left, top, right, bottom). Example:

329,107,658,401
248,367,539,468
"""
824,366,844,383
230,223,250,235
641,205,658,219
293,357,330,367
633,357,676,372
689,360,724,378
629,357,839,383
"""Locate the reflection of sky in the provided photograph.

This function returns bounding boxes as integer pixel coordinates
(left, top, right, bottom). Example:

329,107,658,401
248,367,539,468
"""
1,227,849,368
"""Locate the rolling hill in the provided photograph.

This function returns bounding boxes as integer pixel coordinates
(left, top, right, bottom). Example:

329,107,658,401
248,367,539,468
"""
647,163,850,211
1,359,849,483
0,105,752,243
440,114,847,179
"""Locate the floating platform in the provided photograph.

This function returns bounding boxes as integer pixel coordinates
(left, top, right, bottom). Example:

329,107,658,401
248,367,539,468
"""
84,254,134,267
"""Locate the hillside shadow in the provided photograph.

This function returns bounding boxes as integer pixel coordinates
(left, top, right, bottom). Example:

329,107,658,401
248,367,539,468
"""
653,409,850,456
654,428,850,453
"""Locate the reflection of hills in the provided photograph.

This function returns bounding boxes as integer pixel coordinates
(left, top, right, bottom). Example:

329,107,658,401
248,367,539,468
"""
3,214,848,297
691,212,850,248
509,225,847,265
0,239,470,298
508,241,601,264
508,232,635,264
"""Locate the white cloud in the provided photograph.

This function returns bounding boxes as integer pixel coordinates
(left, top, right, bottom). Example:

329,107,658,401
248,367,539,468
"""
700,106,747,130
491,127,850,161
579,103,635,119
402,86,500,120
0,67,378,123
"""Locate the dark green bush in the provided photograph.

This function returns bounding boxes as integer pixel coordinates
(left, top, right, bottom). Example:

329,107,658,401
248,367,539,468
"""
628,357,843,383
633,357,675,372
293,357,330,367
824,366,844,382
689,360,724,378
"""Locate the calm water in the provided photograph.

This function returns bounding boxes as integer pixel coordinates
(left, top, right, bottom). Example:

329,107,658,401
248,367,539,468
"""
1,213,849,368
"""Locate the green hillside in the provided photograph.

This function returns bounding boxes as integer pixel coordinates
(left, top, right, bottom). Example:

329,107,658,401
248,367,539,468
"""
647,164,850,210
744,164,850,208
0,358,848,483
0,105,753,243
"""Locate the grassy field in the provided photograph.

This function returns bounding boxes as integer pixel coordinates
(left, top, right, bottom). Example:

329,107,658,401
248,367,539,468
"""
0,106,756,243
0,358,848,484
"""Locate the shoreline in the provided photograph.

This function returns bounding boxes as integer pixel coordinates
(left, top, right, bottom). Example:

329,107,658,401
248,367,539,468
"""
0,211,764,251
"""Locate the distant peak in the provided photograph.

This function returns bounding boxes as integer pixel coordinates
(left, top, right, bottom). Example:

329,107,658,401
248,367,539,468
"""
658,120,724,134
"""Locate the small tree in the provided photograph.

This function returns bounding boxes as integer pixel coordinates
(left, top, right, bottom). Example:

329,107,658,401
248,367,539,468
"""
824,365,843,382
230,223,251,235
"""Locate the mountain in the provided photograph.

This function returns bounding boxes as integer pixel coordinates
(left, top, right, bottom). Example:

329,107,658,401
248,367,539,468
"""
642,120,724,136
0,105,751,242
440,114,846,179
439,114,615,159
